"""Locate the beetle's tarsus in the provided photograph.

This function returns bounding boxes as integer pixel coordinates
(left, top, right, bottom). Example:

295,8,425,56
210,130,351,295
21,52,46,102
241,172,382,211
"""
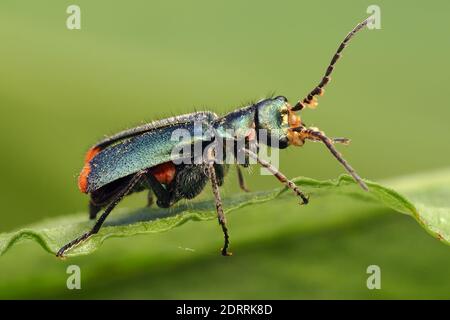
300,194,309,205
220,223,232,256
56,231,92,258
222,249,233,256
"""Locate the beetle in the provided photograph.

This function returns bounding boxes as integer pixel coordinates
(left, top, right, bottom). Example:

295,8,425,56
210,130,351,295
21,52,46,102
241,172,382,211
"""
57,17,373,258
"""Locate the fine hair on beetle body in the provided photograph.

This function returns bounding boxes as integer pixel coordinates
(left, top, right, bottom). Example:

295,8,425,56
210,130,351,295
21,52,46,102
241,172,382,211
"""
57,16,374,258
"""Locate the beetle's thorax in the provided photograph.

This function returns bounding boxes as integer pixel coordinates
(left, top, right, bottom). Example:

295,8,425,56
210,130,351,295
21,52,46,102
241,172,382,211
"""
212,96,306,149
213,104,257,140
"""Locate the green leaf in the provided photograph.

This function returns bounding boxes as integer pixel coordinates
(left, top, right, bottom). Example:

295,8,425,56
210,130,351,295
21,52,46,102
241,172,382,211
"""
1,169,449,258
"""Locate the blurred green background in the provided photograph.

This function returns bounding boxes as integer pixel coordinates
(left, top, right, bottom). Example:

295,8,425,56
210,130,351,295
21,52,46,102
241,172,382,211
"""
0,0,449,299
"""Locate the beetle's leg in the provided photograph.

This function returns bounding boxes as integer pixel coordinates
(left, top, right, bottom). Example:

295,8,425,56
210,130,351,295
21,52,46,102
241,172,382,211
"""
295,127,368,191
145,173,172,208
243,148,309,204
236,166,250,192
56,170,147,258
89,185,124,220
205,151,232,256
88,175,146,220
89,201,102,220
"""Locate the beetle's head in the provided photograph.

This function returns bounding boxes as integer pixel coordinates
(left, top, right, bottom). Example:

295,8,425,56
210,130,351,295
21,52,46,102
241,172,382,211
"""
253,17,373,191
255,96,306,148
255,95,368,191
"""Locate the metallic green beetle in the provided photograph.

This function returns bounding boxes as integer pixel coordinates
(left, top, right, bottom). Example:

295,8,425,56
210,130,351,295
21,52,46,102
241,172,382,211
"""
57,17,372,258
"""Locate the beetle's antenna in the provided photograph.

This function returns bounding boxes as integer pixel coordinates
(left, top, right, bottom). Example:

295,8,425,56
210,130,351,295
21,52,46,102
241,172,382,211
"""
292,17,374,111
293,127,369,191
332,137,350,145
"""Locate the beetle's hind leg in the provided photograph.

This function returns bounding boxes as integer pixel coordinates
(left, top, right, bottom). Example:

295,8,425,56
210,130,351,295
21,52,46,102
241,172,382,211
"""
243,148,309,205
56,170,148,258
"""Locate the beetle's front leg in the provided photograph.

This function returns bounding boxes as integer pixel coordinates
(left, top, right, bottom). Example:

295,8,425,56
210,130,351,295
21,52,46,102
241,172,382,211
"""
243,148,309,205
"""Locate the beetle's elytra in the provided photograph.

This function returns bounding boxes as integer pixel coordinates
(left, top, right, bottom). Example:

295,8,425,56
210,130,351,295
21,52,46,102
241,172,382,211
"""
57,17,373,258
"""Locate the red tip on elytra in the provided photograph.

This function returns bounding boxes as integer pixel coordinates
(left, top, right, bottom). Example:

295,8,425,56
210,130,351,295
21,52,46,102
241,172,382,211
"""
84,146,101,163
78,147,101,193
78,164,90,193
